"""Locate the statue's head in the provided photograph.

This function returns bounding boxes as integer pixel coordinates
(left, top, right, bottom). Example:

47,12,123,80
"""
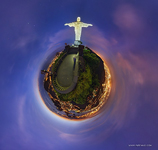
77,17,81,22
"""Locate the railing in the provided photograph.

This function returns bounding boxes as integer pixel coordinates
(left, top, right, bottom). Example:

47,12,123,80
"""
55,78,69,91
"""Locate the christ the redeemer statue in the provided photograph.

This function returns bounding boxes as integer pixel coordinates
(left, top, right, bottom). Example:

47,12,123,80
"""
64,17,92,42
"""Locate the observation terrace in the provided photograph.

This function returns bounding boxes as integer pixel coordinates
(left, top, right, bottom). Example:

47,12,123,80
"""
52,46,80,94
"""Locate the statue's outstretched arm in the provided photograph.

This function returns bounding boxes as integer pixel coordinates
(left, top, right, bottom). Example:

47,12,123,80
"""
82,23,93,27
64,22,75,27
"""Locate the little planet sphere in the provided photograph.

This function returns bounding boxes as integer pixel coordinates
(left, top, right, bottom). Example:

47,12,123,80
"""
41,17,111,119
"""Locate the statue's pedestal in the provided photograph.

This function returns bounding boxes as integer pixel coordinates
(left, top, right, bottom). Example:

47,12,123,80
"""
74,40,82,47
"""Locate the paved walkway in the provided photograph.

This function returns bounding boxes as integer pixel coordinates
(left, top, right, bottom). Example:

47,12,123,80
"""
57,54,77,87
52,47,79,94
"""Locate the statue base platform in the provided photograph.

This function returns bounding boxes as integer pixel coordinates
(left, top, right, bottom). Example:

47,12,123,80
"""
74,40,82,47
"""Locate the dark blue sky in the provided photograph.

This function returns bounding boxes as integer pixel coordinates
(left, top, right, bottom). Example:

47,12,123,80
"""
0,0,158,150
